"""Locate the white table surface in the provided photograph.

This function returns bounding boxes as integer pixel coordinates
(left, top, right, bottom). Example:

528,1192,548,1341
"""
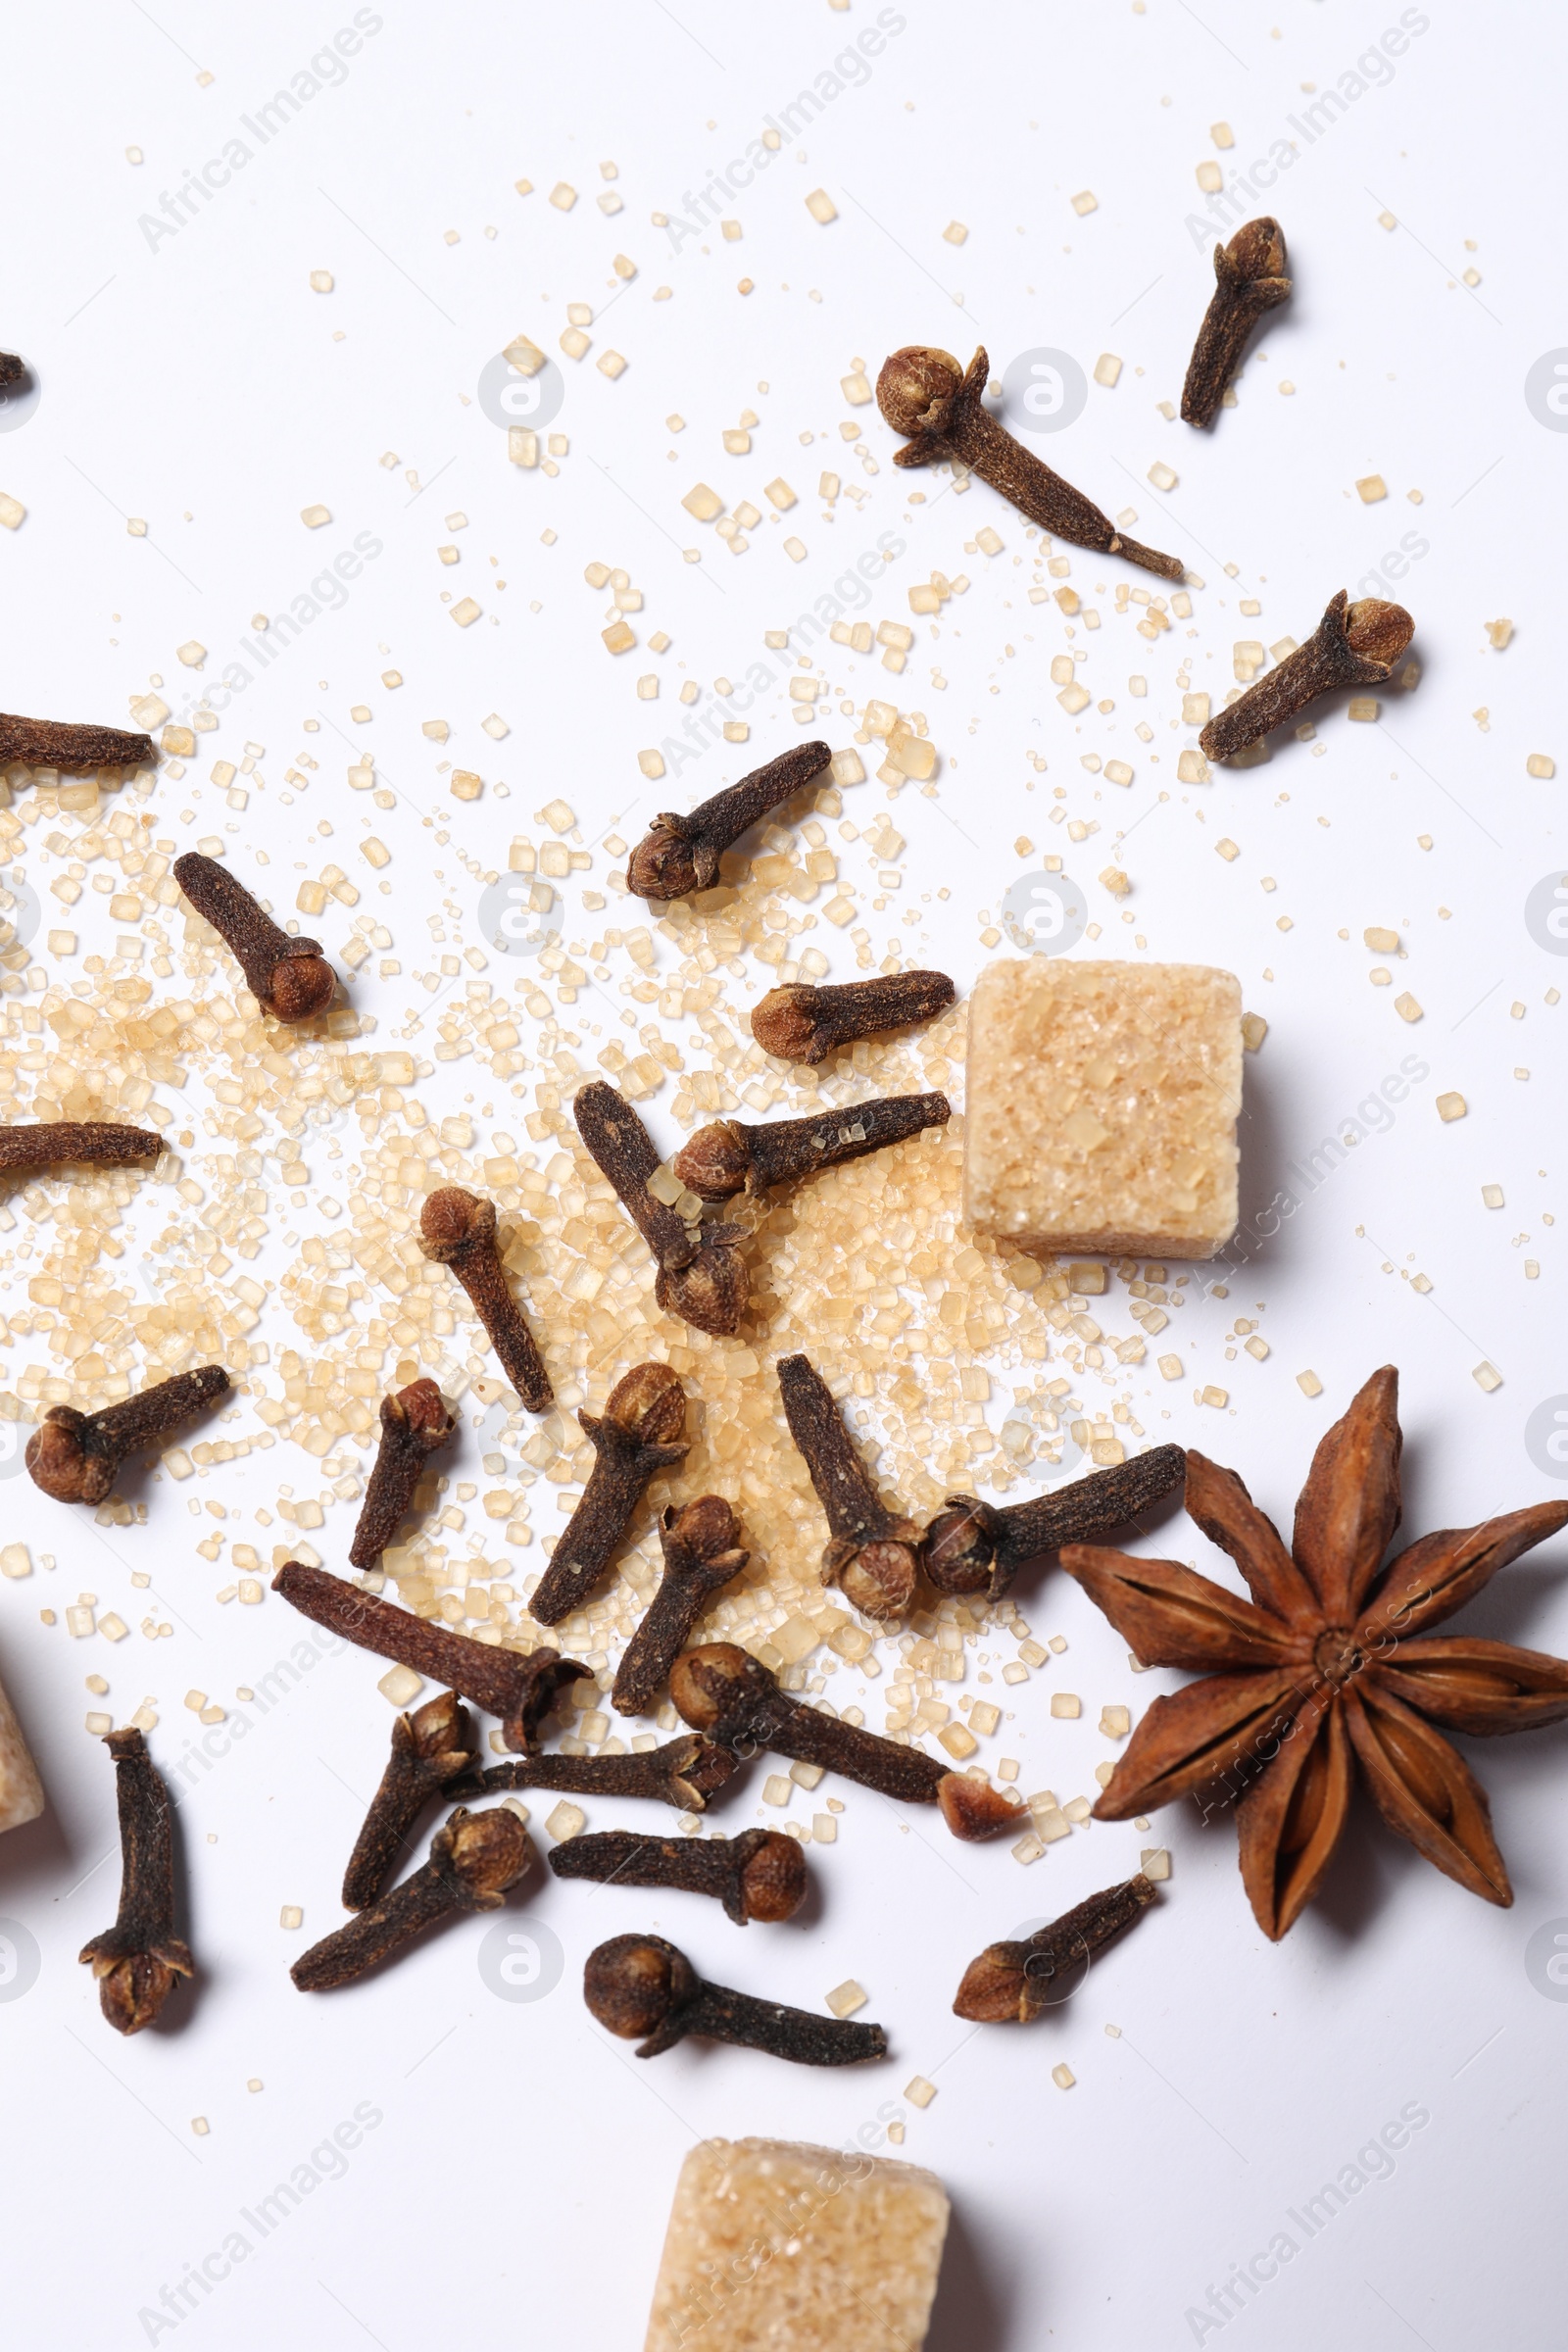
0,4,1564,2346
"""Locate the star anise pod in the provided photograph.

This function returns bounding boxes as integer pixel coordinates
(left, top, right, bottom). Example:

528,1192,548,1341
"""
1063,1368,1568,1939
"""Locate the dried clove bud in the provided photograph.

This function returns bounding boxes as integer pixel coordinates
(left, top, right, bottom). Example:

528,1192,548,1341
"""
670,1642,1020,1840
0,1122,161,1171
173,851,337,1022
954,1873,1158,2023
418,1187,552,1412
293,1806,534,1991
459,1731,741,1814
78,1729,194,2034
878,344,1184,580
0,711,155,773
625,741,832,901
27,1364,230,1504
924,1445,1188,1601
0,353,23,387
350,1380,456,1569
585,1932,886,2064
778,1351,921,1619
574,1080,747,1338
530,1363,690,1625
751,970,955,1066
1181,218,1292,428
673,1092,951,1203
612,1496,749,1716
272,1561,591,1750
551,1825,807,1924
341,1692,478,1910
1200,589,1415,763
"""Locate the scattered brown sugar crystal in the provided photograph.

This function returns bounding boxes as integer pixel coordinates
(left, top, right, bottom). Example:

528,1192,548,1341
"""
173,851,337,1021
752,970,955,1064
0,1122,162,1171
0,711,155,772
963,957,1242,1257
625,740,831,901
1200,591,1415,762
642,2137,950,2351
1181,218,1292,427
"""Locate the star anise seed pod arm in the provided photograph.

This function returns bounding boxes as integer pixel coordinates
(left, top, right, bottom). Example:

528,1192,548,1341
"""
1370,1636,1568,1735
1059,1544,1301,1671
1234,1690,1352,1941
1090,1668,1302,1820
1343,1682,1510,1910
1357,1502,1568,1645
1291,1363,1401,1619
1185,1450,1319,1627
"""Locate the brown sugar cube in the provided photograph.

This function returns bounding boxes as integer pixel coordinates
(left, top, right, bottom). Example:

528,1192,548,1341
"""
963,957,1242,1256
643,2136,949,2351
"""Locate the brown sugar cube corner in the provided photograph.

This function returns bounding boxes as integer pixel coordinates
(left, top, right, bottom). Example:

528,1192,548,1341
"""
962,958,1242,1257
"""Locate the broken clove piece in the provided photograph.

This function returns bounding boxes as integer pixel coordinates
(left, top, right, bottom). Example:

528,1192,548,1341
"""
0,711,155,773
585,1933,886,2064
673,1092,951,1203
0,353,23,387
173,851,337,1022
612,1496,749,1716
273,1561,591,1750
293,1806,534,1991
530,1364,689,1627
341,1692,478,1911
551,1826,808,1924
458,1732,742,1815
878,344,1184,580
1200,589,1415,763
79,1729,193,2034
924,1445,1188,1602
0,1122,161,1172
625,740,832,901
953,1873,1159,2023
574,1080,747,1338
27,1364,230,1504
350,1380,456,1569
779,1352,921,1618
670,1643,1020,1841
752,970,955,1066
1181,218,1292,427
418,1187,553,1412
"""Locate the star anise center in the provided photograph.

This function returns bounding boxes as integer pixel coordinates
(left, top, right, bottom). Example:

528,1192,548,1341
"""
1312,1626,1365,1690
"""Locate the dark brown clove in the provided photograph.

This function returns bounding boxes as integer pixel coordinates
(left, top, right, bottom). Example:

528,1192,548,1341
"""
574,1080,747,1338
0,1122,162,1172
550,1825,807,1924
669,1642,1021,1840
625,741,832,902
418,1187,553,1412
293,1806,534,1991
79,1728,193,2034
585,1932,886,2064
349,1379,457,1570
1181,218,1293,428
672,1092,950,1203
751,970,955,1066
778,1351,920,1619
923,1444,1188,1602
0,353,23,387
878,344,1184,580
340,1692,478,1910
457,1731,742,1814
173,851,337,1022
1200,589,1415,763
529,1364,689,1626
612,1496,749,1715
953,1873,1158,2023
0,711,155,773
272,1561,591,1750
27,1364,230,1504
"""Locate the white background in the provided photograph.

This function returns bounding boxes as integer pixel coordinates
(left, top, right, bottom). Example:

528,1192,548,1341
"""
0,3,1565,2347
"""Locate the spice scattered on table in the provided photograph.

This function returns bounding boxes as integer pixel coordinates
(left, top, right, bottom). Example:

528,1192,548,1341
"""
584,1932,887,2063
779,1351,922,1618
418,1187,553,1412
1200,590,1415,762
0,710,155,772
26,1364,230,1503
673,1092,950,1201
751,971,955,1065
924,1445,1187,1600
292,1806,534,1990
551,1825,808,1923
79,1728,193,2034
1181,218,1292,427
612,1495,749,1715
529,1362,689,1626
1067,1368,1568,1937
624,740,831,901
953,1872,1158,2022
341,1692,478,1911
349,1379,456,1569
0,1122,162,1171
173,851,337,1022
574,1080,747,1337
459,1731,742,1814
